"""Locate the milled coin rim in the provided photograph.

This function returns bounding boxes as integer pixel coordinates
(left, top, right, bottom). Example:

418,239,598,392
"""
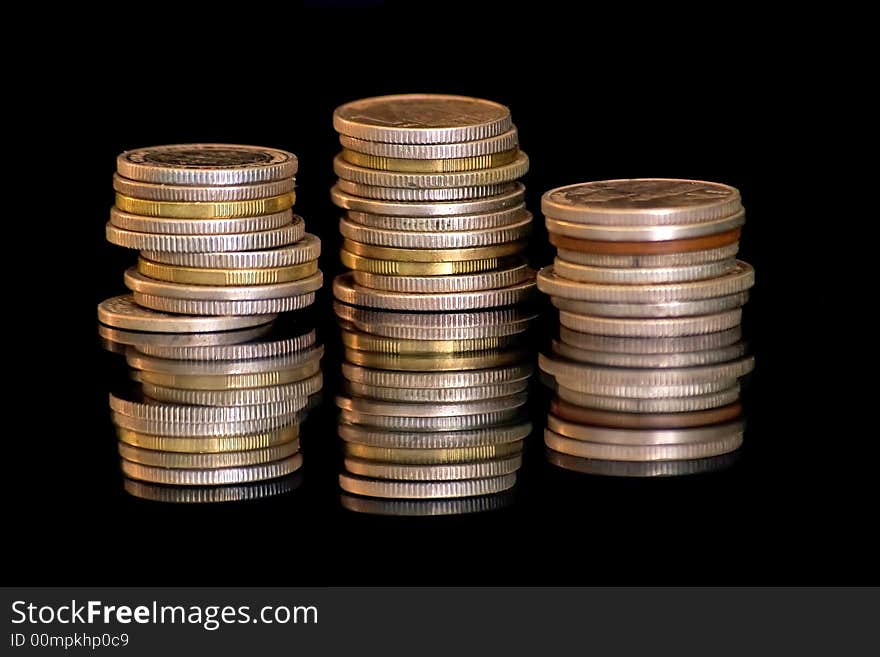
97,294,275,332
331,182,525,217
338,472,518,499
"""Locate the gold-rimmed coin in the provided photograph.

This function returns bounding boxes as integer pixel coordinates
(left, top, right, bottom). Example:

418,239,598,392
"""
343,441,524,464
115,192,295,219
137,258,318,286
342,239,524,263
340,250,509,275
116,425,299,453
340,148,519,172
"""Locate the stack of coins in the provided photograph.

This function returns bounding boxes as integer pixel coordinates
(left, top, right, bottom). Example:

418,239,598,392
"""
330,94,535,309
536,179,755,475
98,306,323,503
334,301,535,515
106,144,322,317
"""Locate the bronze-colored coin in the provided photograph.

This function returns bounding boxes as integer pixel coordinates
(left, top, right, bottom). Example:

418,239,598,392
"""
550,400,742,429
549,229,741,255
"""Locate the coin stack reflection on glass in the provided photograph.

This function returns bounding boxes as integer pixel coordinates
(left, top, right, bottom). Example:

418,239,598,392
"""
334,302,536,516
97,144,324,501
330,94,535,310
537,179,755,477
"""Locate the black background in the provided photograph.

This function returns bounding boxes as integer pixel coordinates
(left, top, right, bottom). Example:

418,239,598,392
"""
7,7,871,585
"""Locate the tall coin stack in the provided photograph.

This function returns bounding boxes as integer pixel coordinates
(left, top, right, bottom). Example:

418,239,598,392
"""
330,94,535,311
537,179,755,476
334,303,536,516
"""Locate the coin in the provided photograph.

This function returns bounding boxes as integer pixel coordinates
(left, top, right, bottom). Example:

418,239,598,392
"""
106,220,304,252
142,374,322,406
116,424,299,453
111,410,297,437
541,179,742,225
110,207,293,235
339,408,524,431
342,362,532,389
97,295,274,332
333,272,535,311
339,491,513,516
336,393,528,417
116,144,298,185
136,332,316,360
339,212,531,249
340,329,519,354
339,128,518,159
544,428,742,461
341,251,509,276
344,379,528,403
334,179,510,202
345,205,525,232
557,326,742,354
545,450,738,477
98,323,273,349
333,152,529,188
556,243,739,268
344,441,524,464
551,292,749,318
343,348,526,372
344,455,522,481
545,210,744,242
539,353,755,385
331,182,525,216
552,257,736,285
549,404,742,431
137,258,318,286
127,346,324,375
338,421,532,448
124,474,302,503
333,94,512,143
553,379,738,399
139,360,321,390
555,386,741,413
143,233,321,268
125,268,322,301
551,340,747,368
558,308,743,337
113,174,296,202
548,228,741,255
118,441,300,468
109,394,300,421
339,472,517,499
341,148,520,172
351,261,531,293
133,292,316,316
121,453,303,485
115,192,295,219
343,239,523,263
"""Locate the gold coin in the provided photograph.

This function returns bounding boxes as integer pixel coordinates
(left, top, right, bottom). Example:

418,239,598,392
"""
340,148,519,172
343,348,526,371
115,192,295,219
116,425,299,453
340,329,519,354
137,257,318,286
343,441,524,464
342,239,524,263
139,360,321,390
341,250,509,275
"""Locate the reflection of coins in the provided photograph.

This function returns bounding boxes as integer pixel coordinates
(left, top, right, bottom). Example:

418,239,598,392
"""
544,429,742,461
338,472,517,499
344,441,524,464
344,455,522,480
331,183,525,216
546,449,738,477
334,302,535,337
98,295,274,333
342,362,532,388
549,404,742,431
118,440,300,468
110,207,293,235
115,192,295,219
137,258,318,286
116,424,299,453
125,473,303,503
341,148,520,172
351,262,530,294
338,421,532,448
555,385,741,413
340,491,513,515
548,229,741,255
98,322,272,349
143,234,321,269
122,453,303,485
340,213,531,249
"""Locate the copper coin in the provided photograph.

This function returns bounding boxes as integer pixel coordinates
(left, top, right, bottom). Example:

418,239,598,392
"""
550,399,742,429
549,228,741,255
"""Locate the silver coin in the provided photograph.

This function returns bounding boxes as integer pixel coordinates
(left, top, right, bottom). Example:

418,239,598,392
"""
109,394,299,421
136,332,316,360
548,416,744,445
124,473,302,503
545,449,738,477
331,182,524,217
558,308,743,337
351,262,531,294
143,374,322,406
541,179,742,225
127,346,323,375
97,324,273,348
97,294,274,333
334,179,511,202
342,362,532,389
113,174,295,202
538,262,754,303
539,352,754,384
556,326,743,354
556,385,741,413
333,94,512,144
125,268,322,301
343,455,522,481
339,408,524,431
111,410,298,437
106,219,304,253
552,257,737,285
339,128,518,158
551,292,748,318
333,272,535,311
551,340,747,368
553,377,738,398
344,379,527,403
333,152,528,188
119,440,300,469
556,243,739,267
545,210,745,242
544,428,742,461
346,205,525,232
133,292,316,316
338,421,532,448
340,491,514,516
117,144,298,185
122,453,303,485
336,393,527,418
143,233,320,269
109,207,293,235
339,472,517,499
339,212,532,249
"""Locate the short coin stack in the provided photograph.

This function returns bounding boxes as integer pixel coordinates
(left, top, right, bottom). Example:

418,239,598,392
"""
330,94,535,310
537,179,755,475
107,144,322,316
334,302,535,515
